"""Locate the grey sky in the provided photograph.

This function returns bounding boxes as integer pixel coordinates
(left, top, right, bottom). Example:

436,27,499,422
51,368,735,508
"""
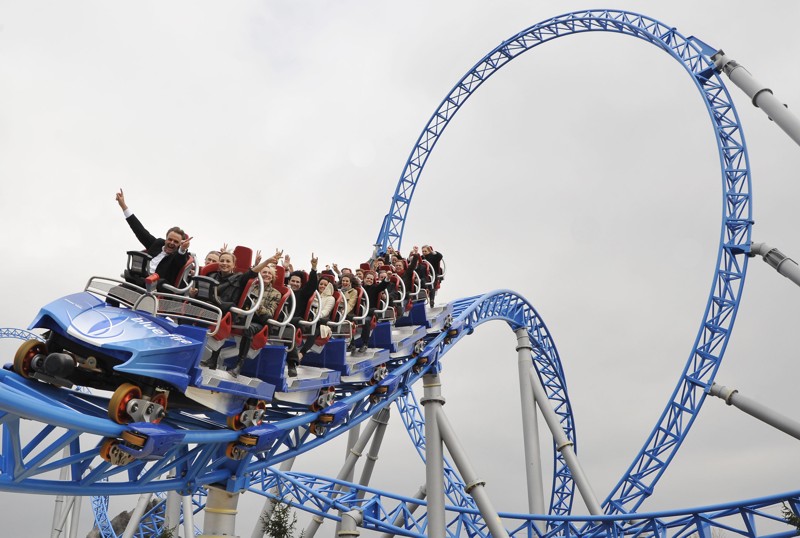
1,1,800,536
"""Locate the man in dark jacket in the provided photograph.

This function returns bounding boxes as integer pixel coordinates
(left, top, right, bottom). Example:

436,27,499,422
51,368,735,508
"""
115,189,191,288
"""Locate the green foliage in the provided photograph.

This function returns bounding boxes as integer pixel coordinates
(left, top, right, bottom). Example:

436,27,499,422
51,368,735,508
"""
157,526,175,538
260,500,303,538
782,503,800,535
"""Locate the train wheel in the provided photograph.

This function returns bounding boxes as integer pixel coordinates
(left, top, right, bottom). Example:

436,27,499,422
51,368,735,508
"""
121,430,147,448
108,383,142,424
227,413,245,430
225,442,247,460
99,438,118,463
150,392,168,423
238,434,258,447
14,340,46,379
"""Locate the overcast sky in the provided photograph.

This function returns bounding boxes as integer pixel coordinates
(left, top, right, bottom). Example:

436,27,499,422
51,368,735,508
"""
2,1,800,536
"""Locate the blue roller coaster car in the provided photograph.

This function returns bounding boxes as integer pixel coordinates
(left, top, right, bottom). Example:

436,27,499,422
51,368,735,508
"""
11,275,275,427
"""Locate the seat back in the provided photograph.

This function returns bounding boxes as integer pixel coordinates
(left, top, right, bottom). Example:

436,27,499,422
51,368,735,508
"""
233,246,252,273
199,262,220,277
123,250,152,284
161,256,196,295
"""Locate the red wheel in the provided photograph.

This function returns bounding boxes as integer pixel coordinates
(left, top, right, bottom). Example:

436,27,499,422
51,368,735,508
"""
150,392,168,423
14,340,46,379
108,383,142,424
227,413,245,430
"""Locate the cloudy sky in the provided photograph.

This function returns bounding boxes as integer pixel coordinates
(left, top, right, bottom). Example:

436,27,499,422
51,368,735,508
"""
2,1,800,536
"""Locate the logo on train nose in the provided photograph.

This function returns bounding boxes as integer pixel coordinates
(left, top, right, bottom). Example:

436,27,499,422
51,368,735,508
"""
72,310,128,339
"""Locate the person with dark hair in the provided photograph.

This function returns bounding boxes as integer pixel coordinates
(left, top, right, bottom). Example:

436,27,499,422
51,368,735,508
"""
115,188,192,289
285,253,319,376
421,245,444,307
355,270,392,354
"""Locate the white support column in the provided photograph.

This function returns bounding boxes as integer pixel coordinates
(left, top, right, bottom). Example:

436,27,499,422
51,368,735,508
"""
122,493,154,538
182,495,195,538
528,368,602,515
50,451,71,538
356,407,391,499
201,486,240,538
68,496,81,538
164,490,181,537
712,50,800,147
50,496,76,538
710,383,800,440
437,411,509,538
338,510,363,537
515,328,546,521
421,373,447,538
750,242,800,288
307,415,386,538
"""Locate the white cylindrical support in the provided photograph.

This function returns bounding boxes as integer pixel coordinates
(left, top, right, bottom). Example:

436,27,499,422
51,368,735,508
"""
345,424,361,484
51,496,76,538
122,493,154,538
357,407,391,498
712,50,800,147
182,495,195,538
51,451,72,538
378,485,426,538
421,373,447,538
337,510,363,537
68,495,81,538
515,328,546,521
528,368,603,515
201,486,239,538
164,490,181,537
750,242,800,288
437,411,509,538
710,383,800,440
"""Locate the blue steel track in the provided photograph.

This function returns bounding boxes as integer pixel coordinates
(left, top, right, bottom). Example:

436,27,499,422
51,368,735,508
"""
1,8,798,538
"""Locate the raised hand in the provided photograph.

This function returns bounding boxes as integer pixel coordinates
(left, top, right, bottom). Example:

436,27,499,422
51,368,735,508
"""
115,189,128,211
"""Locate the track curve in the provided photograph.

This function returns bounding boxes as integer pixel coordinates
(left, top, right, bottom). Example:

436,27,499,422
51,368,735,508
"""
375,9,752,516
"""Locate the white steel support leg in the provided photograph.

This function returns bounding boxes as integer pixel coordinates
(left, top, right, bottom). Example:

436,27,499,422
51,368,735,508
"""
713,50,800,147
164,490,181,537
437,411,509,538
68,496,81,538
182,495,195,538
750,242,800,288
338,510,363,537
122,493,154,538
307,414,387,538
528,368,602,515
357,407,391,498
201,486,240,538
710,383,800,440
378,485,427,538
421,373,447,538
252,458,296,538
51,496,76,538
515,328,546,520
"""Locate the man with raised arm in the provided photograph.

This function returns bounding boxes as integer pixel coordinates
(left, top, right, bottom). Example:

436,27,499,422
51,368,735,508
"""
115,188,192,288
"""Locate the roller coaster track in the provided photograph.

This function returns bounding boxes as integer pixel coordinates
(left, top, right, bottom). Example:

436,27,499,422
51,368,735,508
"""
2,7,799,538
